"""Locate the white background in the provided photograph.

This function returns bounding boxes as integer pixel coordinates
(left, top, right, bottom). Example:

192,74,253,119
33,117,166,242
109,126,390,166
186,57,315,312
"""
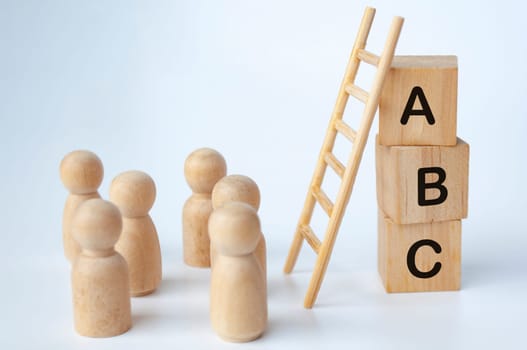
1,0,526,349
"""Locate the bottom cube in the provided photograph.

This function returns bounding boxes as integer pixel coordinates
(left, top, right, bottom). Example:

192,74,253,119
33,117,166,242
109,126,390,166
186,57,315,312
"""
378,210,461,293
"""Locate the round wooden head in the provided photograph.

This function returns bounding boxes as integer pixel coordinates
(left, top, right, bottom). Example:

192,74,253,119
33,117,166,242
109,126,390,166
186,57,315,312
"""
72,199,122,252
184,148,227,194
110,170,156,217
60,150,104,194
208,202,261,256
211,174,260,210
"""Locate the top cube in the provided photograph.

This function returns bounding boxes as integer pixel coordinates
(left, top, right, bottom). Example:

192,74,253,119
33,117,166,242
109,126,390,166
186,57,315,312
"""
379,56,458,146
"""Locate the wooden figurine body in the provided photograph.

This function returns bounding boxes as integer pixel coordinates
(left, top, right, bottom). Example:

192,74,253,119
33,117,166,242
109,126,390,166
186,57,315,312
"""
110,171,162,296
60,150,103,262
209,202,267,342
71,199,131,337
211,175,266,276
183,148,226,267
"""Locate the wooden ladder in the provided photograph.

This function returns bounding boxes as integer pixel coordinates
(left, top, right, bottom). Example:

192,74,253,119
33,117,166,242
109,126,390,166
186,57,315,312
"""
283,7,404,309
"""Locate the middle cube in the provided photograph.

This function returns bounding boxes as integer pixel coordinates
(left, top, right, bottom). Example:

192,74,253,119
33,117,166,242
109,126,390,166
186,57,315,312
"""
376,136,469,224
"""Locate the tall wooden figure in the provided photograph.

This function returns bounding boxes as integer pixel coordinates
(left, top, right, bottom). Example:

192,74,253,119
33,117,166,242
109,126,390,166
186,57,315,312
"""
209,202,267,342
71,199,131,337
110,170,162,296
60,150,103,262
183,148,227,267
211,175,266,276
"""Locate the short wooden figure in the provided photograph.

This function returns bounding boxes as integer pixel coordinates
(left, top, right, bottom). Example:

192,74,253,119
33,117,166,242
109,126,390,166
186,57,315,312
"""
110,170,162,296
376,136,469,224
71,199,132,337
60,150,103,262
182,148,227,267
378,210,461,292
209,202,267,342
211,175,266,276
379,56,458,146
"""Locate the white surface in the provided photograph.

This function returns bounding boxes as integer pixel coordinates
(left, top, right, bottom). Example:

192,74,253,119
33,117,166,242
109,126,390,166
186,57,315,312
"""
1,0,526,348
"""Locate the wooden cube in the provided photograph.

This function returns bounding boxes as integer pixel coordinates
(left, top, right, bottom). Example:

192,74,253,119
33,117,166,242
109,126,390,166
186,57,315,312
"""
378,210,461,293
376,136,469,224
379,56,458,146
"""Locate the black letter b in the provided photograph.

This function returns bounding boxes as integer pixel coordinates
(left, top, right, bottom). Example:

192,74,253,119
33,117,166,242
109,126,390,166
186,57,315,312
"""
418,167,448,206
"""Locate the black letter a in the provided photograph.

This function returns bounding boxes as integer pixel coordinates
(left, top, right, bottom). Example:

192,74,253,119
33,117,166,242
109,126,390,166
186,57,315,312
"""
400,86,436,125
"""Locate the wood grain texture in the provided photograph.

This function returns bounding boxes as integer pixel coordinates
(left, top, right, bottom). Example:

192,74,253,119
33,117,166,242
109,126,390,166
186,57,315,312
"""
110,171,162,297
62,192,100,261
378,210,461,293
376,136,469,224
211,175,266,277
60,150,103,262
379,55,458,146
117,217,161,296
182,195,214,267
209,202,267,342
183,148,227,267
71,199,131,337
283,6,404,309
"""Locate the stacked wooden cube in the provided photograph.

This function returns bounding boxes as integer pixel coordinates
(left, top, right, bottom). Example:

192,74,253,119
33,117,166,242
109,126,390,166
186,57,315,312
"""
376,56,469,293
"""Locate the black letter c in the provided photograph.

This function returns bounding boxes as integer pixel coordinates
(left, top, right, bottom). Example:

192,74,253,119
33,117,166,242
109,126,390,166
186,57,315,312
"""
407,239,442,279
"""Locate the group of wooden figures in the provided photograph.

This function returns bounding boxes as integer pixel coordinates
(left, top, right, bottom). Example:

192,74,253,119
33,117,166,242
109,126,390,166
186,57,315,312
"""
376,56,469,292
182,148,267,342
60,148,267,342
59,52,471,341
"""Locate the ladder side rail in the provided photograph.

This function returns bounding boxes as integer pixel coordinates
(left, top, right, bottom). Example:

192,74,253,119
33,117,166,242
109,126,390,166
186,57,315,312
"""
283,7,376,274
302,16,404,308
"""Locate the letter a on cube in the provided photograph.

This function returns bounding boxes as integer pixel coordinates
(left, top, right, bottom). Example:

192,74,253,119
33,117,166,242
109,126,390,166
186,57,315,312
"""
379,56,458,146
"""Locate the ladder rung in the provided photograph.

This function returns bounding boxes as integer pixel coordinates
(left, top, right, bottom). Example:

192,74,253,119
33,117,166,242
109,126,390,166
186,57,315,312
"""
334,119,357,142
311,186,334,216
344,83,369,103
324,152,345,178
299,224,321,253
283,5,404,309
357,48,379,66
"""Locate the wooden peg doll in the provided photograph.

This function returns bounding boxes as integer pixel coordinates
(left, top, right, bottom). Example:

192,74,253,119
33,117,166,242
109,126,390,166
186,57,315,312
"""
182,148,226,267
110,170,162,296
60,150,103,262
71,199,132,337
209,202,267,342
211,175,266,276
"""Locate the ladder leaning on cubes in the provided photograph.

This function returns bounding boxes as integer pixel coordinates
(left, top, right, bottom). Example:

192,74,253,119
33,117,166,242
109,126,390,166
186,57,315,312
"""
283,7,404,309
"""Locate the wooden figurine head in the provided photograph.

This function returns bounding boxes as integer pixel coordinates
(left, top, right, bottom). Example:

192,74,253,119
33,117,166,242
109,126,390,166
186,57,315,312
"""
110,170,156,218
184,148,227,194
211,175,260,211
72,199,122,254
60,150,104,194
209,202,261,257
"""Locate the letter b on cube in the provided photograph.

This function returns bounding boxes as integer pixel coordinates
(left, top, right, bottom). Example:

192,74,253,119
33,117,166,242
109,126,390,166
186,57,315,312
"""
375,137,469,225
